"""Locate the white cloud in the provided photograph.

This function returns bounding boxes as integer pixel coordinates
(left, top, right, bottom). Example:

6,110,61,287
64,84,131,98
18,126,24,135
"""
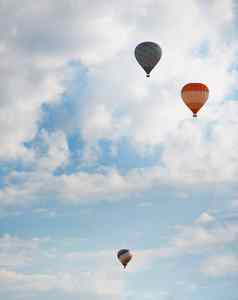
123,219,238,271
0,269,124,296
0,234,49,268
74,0,238,185
200,254,238,277
1,0,161,161
169,222,238,255
35,130,69,172
0,235,125,299
0,0,238,207
0,35,66,160
195,212,215,224
0,163,164,206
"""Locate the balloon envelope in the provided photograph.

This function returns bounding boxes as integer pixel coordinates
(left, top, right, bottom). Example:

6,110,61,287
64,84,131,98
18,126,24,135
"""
117,249,132,268
135,42,162,77
181,83,209,117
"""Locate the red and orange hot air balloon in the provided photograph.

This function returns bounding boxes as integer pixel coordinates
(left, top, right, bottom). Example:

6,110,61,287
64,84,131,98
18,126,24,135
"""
181,83,209,117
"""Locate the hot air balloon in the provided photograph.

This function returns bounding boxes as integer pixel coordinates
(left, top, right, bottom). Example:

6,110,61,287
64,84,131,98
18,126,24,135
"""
181,83,209,117
117,249,132,268
135,42,162,77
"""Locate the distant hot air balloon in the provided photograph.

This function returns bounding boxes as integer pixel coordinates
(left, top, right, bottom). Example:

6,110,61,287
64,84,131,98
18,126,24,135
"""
117,249,132,268
135,42,162,77
181,83,209,117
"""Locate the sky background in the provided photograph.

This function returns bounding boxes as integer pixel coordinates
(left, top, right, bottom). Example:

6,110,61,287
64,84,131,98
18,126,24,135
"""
0,0,238,299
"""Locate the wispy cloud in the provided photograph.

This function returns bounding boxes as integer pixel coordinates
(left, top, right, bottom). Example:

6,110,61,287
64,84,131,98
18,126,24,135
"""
0,234,49,268
195,212,215,224
200,254,238,277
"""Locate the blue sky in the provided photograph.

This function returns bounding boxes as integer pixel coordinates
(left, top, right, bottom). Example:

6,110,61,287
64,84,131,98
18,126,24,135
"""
0,0,238,299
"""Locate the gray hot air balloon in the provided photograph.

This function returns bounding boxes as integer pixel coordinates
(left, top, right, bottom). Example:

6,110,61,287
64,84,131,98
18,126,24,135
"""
135,42,162,77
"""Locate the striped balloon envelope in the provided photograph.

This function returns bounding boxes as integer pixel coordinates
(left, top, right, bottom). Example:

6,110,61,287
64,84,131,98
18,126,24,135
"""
117,249,132,268
181,83,209,117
